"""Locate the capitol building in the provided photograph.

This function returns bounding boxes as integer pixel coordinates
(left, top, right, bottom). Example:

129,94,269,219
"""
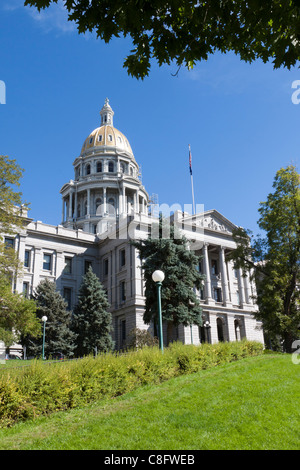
4,99,264,353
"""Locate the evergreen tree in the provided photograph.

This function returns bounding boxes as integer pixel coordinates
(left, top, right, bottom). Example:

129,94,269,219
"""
71,267,113,356
132,215,204,342
22,279,76,358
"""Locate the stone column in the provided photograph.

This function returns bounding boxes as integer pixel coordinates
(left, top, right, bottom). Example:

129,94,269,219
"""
243,271,252,304
103,187,107,215
122,185,126,214
61,198,65,223
203,243,213,304
219,246,231,306
68,190,73,219
87,188,90,217
74,191,78,219
237,268,245,308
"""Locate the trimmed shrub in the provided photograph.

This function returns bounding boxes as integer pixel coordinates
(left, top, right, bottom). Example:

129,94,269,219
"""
0,340,263,428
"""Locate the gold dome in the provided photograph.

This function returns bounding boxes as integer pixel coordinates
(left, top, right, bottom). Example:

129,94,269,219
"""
80,99,133,156
81,125,133,155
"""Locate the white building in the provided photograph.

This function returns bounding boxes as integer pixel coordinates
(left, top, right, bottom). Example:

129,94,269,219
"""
3,99,264,355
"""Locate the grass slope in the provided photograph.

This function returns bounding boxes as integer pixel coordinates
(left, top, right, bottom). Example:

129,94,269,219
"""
0,354,299,450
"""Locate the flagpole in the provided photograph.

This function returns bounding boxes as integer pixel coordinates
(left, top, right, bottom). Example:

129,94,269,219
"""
189,144,195,215
188,144,195,345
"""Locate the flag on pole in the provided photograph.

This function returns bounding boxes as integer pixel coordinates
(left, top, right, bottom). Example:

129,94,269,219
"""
189,144,192,175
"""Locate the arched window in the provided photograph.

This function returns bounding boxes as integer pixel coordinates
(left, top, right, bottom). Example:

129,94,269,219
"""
95,198,102,215
108,161,114,173
217,318,224,342
108,198,115,215
96,161,102,172
234,320,241,341
86,164,91,175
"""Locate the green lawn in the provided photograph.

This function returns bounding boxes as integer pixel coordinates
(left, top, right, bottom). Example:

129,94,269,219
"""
0,353,299,450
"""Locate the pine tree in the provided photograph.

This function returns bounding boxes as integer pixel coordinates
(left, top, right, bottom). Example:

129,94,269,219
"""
22,279,76,358
132,215,204,343
71,267,113,356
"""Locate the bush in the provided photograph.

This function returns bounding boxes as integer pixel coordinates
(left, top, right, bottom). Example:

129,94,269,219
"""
0,340,263,428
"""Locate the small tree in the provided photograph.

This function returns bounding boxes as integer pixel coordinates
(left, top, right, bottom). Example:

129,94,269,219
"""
22,279,76,358
0,278,40,349
71,267,113,356
132,215,204,343
0,155,29,281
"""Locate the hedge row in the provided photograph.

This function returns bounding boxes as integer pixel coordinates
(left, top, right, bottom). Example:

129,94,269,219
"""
0,340,264,428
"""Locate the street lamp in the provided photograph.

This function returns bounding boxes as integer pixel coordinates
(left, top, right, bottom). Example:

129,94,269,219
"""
204,321,211,344
152,270,165,353
41,316,47,360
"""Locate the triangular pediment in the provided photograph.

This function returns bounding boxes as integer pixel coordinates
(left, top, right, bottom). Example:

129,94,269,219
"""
174,209,237,235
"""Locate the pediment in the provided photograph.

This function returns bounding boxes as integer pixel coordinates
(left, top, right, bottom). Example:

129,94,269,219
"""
179,209,237,235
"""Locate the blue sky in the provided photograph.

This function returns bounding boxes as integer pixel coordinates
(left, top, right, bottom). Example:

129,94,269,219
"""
0,0,299,236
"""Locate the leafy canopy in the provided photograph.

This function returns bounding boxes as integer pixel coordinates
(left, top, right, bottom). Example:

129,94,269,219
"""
0,278,40,347
229,165,300,352
24,0,300,79
0,156,29,280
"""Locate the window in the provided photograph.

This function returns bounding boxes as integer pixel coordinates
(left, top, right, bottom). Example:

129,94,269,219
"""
86,164,91,175
89,137,93,144
217,318,225,342
120,249,126,267
98,135,103,142
213,287,222,303
84,260,92,273
63,287,72,310
121,320,126,342
108,134,113,142
200,287,204,300
95,198,102,215
96,161,102,172
64,257,72,274
120,281,126,302
104,258,109,276
108,198,115,215
108,161,114,172
4,237,14,249
211,259,218,275
23,282,29,298
24,250,30,268
43,254,52,271
120,162,125,173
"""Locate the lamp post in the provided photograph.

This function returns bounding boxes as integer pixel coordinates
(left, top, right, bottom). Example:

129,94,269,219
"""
204,320,211,344
41,316,47,360
152,270,165,353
